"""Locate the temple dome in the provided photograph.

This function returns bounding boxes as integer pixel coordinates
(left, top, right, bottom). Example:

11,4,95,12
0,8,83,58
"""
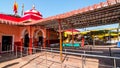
24,9,42,17
22,5,42,21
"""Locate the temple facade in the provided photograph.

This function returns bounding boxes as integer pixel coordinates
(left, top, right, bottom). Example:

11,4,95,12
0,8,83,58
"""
0,0,120,54
0,6,59,53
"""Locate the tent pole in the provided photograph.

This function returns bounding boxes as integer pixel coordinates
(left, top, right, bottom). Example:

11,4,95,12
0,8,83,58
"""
118,23,120,42
72,28,74,47
58,19,63,62
109,30,111,45
93,35,95,46
71,24,74,48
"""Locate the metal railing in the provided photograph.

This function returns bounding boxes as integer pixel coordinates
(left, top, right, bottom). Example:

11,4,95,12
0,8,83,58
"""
14,46,120,68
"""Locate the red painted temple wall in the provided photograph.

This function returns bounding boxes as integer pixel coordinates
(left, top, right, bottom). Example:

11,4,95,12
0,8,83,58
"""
0,23,22,52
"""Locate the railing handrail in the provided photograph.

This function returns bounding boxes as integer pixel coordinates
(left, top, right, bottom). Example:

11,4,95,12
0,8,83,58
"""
46,49,120,59
63,48,103,53
40,46,103,53
16,46,120,60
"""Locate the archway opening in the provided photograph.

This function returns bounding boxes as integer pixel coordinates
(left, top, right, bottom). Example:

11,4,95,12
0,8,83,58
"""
24,33,29,47
2,36,13,52
33,30,43,48
23,30,29,47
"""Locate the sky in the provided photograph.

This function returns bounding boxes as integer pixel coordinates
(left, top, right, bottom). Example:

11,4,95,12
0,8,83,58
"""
0,0,118,31
0,0,106,18
78,23,119,31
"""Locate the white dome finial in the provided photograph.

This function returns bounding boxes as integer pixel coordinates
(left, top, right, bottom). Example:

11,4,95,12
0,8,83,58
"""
32,5,35,9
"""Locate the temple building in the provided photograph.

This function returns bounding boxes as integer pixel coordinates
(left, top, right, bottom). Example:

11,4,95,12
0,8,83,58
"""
0,6,59,54
0,0,120,54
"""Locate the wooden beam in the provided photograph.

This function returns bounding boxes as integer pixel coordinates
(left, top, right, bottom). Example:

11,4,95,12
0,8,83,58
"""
58,19,63,62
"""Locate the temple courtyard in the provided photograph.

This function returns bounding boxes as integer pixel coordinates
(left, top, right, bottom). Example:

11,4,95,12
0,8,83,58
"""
0,45,120,68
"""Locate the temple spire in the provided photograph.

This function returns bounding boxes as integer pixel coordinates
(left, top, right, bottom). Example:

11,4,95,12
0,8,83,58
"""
32,5,35,9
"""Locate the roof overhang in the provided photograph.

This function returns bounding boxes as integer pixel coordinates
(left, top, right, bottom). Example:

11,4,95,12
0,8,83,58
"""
24,2,120,31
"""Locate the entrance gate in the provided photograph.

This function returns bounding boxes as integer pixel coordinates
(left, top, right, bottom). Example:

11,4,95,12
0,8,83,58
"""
2,36,13,52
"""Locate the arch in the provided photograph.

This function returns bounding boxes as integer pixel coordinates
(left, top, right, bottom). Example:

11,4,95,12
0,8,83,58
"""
21,29,29,47
34,29,45,38
33,29,45,48
21,29,29,38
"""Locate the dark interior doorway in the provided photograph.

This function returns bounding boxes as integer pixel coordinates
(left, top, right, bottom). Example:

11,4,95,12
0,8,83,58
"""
38,36,43,46
24,34,29,47
2,36,13,52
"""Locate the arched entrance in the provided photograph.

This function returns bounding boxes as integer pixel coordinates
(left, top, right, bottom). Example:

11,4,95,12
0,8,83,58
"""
22,29,29,47
33,30,43,48
2,35,13,52
24,33,29,47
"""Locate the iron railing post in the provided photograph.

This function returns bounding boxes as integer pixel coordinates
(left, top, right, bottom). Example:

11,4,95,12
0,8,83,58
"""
109,47,112,56
45,49,47,68
27,47,29,55
82,55,84,68
21,46,22,57
16,46,17,57
51,48,54,58
65,49,67,55
114,58,116,68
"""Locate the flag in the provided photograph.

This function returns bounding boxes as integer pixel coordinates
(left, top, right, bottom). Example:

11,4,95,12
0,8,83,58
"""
21,4,24,16
13,1,18,14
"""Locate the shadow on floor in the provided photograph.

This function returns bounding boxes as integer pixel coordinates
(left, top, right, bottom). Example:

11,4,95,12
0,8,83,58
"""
2,62,19,68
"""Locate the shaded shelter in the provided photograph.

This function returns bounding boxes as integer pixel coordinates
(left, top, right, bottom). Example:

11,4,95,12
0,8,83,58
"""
19,0,120,62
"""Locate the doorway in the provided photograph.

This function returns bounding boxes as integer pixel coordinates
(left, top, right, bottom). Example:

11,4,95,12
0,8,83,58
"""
24,34,29,47
34,30,43,48
38,36,43,47
2,36,13,52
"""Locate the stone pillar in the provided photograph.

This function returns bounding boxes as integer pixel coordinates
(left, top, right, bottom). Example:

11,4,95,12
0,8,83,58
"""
34,38,37,48
20,38,23,52
47,30,50,47
29,38,32,54
43,38,46,48
43,29,47,48
29,26,33,54
0,43,1,53
81,36,85,47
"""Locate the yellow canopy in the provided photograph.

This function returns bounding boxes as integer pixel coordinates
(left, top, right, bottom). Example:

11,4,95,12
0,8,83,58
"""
80,31,90,35
64,32,80,37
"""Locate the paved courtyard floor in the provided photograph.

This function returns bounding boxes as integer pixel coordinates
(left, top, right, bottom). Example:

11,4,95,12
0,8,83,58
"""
0,45,120,68
0,52,100,68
